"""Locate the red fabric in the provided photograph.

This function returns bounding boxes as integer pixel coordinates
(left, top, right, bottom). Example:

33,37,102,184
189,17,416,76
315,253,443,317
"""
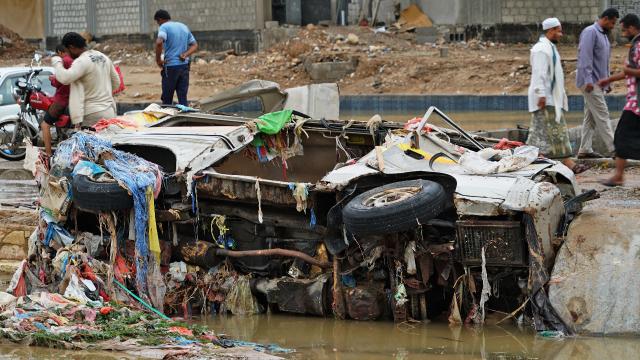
99,306,113,315
92,117,138,132
113,254,133,282
12,273,27,297
50,55,73,107
493,138,524,150
113,65,125,94
168,326,194,336
99,289,111,302
80,263,97,281
404,117,433,132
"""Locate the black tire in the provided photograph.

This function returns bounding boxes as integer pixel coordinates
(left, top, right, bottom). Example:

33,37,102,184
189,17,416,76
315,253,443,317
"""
342,179,447,236
72,174,133,212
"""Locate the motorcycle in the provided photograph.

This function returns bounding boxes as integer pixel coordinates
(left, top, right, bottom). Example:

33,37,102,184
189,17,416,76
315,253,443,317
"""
0,53,70,161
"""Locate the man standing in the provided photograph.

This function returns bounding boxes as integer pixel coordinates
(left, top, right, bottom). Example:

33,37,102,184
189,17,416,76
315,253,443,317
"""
527,18,589,174
50,32,120,128
599,14,640,186
576,8,619,159
154,9,198,106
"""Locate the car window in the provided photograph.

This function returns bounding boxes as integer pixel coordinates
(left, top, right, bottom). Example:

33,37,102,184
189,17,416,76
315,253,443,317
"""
36,72,55,96
0,75,21,106
0,71,55,106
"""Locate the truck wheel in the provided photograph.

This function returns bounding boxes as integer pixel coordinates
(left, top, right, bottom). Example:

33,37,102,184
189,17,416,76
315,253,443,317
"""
72,174,133,213
342,179,446,236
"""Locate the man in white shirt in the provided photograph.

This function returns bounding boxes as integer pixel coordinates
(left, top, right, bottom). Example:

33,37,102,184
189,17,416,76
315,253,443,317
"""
50,32,121,128
527,18,590,174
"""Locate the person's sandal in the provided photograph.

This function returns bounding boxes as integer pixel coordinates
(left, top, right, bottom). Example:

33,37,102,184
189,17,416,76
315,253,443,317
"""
599,179,623,187
577,152,604,159
571,163,593,174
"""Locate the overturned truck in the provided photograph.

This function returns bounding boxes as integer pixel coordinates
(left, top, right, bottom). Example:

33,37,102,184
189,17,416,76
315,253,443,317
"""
32,81,593,329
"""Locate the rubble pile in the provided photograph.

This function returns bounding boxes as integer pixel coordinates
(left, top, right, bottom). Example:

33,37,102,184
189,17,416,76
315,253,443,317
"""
0,24,36,58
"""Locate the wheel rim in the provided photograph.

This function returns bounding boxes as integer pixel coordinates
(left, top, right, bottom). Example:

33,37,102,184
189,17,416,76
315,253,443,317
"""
0,120,28,157
362,186,422,208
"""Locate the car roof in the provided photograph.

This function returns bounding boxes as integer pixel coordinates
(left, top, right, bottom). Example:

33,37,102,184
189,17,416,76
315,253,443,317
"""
0,66,55,77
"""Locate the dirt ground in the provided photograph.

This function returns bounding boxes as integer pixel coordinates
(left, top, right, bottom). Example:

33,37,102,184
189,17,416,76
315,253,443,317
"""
0,25,632,103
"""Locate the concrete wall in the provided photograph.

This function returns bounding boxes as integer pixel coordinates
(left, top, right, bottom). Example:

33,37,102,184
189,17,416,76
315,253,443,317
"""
417,0,463,25
49,0,89,36
500,0,604,24
47,0,270,37
96,0,143,35
611,0,640,14
147,0,263,32
417,0,608,25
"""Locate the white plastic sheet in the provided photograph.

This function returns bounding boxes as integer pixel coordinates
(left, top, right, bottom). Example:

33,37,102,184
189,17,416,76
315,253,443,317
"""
458,145,539,175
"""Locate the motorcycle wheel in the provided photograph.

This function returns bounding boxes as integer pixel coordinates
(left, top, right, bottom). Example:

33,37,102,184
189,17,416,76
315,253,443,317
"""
0,117,34,161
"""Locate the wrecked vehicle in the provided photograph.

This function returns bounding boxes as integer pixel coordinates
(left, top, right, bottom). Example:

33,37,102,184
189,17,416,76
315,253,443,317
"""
26,80,594,331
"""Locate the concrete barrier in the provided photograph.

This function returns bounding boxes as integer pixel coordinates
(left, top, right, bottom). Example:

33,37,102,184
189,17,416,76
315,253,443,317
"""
117,95,628,116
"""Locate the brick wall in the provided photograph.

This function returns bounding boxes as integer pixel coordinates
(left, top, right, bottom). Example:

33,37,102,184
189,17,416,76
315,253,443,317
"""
147,0,259,32
50,0,89,36
96,0,142,35
501,0,602,24
47,0,264,37
611,0,640,15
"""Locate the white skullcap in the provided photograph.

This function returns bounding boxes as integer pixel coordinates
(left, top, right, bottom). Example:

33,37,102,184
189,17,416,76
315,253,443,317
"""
542,17,561,30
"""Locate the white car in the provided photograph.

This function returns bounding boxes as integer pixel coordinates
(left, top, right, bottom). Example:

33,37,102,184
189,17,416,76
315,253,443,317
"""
0,66,55,120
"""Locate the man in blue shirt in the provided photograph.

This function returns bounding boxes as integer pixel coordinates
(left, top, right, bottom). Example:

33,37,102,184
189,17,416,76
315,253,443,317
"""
576,8,618,158
154,9,198,106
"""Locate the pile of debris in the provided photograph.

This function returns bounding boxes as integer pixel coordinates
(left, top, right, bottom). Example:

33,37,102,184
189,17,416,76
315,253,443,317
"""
0,289,287,358
3,129,291,357
0,24,36,58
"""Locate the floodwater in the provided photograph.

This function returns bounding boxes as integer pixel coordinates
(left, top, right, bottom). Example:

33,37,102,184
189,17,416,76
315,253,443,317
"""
200,314,640,359
3,313,640,359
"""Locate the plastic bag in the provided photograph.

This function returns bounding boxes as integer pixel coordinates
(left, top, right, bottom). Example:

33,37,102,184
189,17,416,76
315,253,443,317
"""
256,110,293,135
39,176,72,221
168,262,187,282
6,260,27,297
63,274,92,304
224,275,262,316
112,65,126,94
72,160,106,178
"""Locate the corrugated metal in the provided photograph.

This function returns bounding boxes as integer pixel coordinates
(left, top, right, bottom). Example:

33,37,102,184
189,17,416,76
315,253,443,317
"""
0,179,38,207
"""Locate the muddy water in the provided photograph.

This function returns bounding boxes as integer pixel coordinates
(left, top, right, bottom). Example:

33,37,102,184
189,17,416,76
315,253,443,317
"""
2,314,640,359
197,314,639,360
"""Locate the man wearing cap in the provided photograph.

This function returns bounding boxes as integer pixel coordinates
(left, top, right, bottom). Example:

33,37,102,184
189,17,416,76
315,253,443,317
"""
576,8,619,159
527,18,589,174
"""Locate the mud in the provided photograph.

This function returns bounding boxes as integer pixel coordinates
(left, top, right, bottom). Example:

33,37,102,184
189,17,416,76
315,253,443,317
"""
0,25,632,103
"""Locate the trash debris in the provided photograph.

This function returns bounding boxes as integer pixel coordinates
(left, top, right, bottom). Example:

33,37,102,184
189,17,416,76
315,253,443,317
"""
458,145,539,174
0,291,290,357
